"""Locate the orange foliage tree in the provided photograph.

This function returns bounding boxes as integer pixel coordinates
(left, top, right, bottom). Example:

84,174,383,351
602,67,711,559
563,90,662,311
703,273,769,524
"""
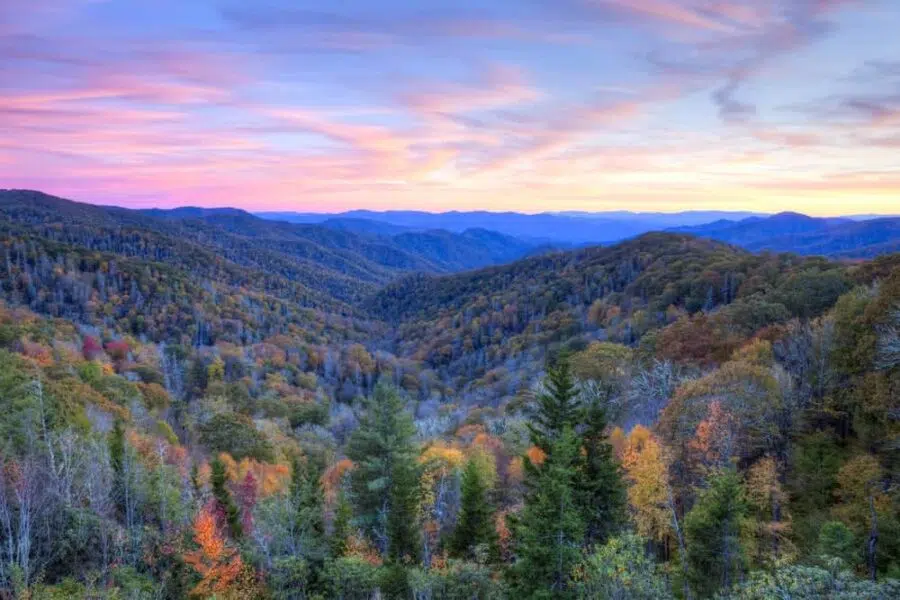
184,505,246,598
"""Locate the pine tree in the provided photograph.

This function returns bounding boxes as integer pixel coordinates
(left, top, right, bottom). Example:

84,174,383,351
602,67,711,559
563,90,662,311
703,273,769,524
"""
291,455,326,545
508,427,585,599
510,356,627,596
684,469,748,598
577,396,626,547
290,455,329,593
529,357,580,454
531,356,626,547
346,383,421,563
211,456,243,540
449,457,499,562
330,488,353,558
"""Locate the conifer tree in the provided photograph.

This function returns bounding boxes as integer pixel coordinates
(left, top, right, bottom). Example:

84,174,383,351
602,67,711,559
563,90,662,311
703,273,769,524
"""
290,455,328,593
330,488,353,558
346,383,421,562
211,456,243,540
508,427,585,599
684,469,748,598
528,357,580,453
449,457,499,562
530,356,626,547
577,396,626,547
290,455,326,550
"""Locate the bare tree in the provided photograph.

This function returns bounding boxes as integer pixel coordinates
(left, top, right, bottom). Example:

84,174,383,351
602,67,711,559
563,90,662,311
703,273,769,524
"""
0,456,49,588
875,308,900,371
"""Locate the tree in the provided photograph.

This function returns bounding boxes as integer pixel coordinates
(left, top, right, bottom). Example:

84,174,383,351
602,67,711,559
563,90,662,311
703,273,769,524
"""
508,427,585,599
575,533,667,599
684,469,748,598
531,356,626,547
528,357,580,454
622,426,671,544
346,383,421,563
418,443,464,566
290,456,328,581
449,456,499,562
744,456,795,569
211,457,243,540
832,454,899,579
185,506,261,599
721,562,900,599
199,413,274,463
576,392,626,547
331,489,353,559
817,521,858,568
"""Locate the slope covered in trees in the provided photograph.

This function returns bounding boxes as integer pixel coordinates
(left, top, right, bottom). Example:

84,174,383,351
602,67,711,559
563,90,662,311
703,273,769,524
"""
1,190,899,598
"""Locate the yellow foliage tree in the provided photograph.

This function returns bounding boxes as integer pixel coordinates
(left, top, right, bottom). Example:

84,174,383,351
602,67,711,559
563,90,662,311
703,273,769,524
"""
744,456,795,568
622,426,671,543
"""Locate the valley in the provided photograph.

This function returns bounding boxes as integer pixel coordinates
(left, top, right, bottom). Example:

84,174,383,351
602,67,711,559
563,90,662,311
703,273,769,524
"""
0,190,899,598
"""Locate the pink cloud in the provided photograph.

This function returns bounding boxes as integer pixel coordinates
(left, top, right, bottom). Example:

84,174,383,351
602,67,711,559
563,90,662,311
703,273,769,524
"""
403,65,541,116
587,0,742,33
751,127,822,147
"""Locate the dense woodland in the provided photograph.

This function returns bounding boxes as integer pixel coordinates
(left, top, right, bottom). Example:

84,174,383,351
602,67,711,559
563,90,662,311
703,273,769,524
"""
1,190,900,598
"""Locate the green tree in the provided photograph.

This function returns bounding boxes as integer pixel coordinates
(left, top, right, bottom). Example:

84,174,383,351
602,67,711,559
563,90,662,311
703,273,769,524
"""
290,455,328,588
449,457,499,562
346,383,421,563
528,358,580,453
577,395,626,547
817,521,858,568
108,419,127,515
533,356,626,548
199,412,274,462
576,533,667,599
684,469,748,598
211,456,243,540
721,562,900,599
331,489,353,558
508,427,585,599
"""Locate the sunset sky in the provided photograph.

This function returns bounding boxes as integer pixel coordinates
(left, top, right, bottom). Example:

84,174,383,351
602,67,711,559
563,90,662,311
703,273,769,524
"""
2,0,899,214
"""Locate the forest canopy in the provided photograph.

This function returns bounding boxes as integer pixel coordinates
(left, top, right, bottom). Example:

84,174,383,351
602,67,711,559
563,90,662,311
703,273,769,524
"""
1,191,899,598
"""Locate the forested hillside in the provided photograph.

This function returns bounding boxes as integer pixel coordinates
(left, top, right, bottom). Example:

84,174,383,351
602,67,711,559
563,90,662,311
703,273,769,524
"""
1,191,900,598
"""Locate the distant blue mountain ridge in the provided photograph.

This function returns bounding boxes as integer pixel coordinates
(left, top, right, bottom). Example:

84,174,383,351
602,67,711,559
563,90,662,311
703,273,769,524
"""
257,209,900,257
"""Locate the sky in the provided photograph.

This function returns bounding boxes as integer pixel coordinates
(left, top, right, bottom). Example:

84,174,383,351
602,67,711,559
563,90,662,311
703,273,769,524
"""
1,0,899,215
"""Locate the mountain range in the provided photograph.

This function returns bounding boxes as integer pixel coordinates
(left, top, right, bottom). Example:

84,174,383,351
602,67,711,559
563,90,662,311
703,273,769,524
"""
258,208,900,257
671,212,900,258
2,188,899,598
256,209,770,245
0,190,550,306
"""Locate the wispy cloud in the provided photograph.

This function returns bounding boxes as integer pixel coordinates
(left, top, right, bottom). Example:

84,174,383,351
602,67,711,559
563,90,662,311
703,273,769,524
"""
0,0,898,214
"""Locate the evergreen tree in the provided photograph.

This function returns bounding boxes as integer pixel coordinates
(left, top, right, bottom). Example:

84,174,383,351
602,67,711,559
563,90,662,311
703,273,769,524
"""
330,489,353,558
290,456,326,547
684,469,748,598
508,427,585,599
529,357,580,453
346,383,422,563
210,456,243,540
577,396,626,547
449,457,499,562
531,356,627,548
290,455,328,592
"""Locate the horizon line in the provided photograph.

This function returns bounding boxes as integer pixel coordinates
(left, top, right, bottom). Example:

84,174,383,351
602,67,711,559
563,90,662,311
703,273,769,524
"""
6,188,900,220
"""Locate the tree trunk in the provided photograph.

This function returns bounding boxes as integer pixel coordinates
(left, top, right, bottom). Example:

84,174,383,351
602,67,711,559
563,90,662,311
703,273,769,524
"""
868,492,878,582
